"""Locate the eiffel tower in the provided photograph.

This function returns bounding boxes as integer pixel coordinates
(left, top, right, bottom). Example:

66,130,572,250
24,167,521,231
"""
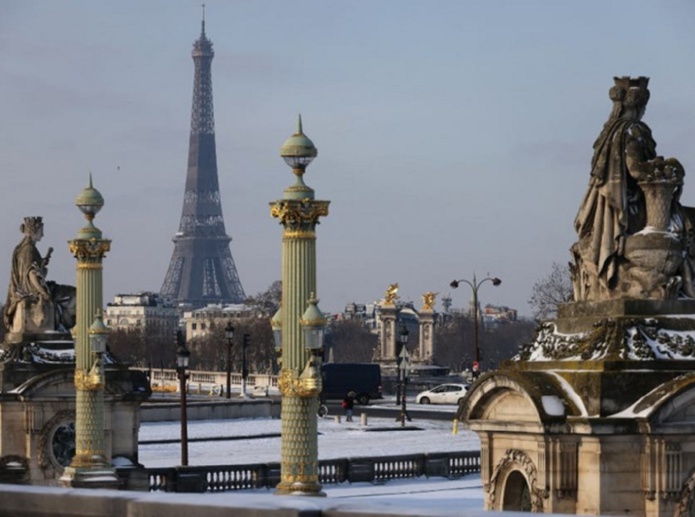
161,15,245,308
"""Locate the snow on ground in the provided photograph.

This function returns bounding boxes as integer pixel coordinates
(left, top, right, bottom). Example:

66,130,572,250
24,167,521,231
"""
138,411,485,508
139,412,480,467
198,475,486,512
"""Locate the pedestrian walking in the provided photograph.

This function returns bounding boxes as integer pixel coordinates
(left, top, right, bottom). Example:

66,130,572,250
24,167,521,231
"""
342,394,354,422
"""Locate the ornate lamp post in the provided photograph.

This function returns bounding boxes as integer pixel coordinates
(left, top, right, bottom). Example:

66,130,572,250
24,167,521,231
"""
450,275,501,371
224,321,234,398
176,331,191,466
61,177,118,488
270,116,329,496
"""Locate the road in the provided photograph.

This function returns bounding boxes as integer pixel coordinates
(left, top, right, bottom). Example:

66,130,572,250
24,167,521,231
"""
324,398,458,422
152,392,459,422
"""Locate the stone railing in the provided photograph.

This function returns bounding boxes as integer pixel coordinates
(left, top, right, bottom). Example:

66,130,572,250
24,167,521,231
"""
133,367,279,396
134,450,480,493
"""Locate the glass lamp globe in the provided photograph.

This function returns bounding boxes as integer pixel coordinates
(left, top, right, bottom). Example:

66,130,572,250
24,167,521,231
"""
271,308,282,352
300,296,326,350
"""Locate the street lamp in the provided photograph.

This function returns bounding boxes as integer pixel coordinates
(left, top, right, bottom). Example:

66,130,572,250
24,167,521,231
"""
61,176,118,488
88,311,109,388
175,331,190,466
271,308,282,360
270,116,329,496
397,324,412,426
395,321,408,406
224,321,234,398
450,275,501,373
301,297,326,353
240,333,250,398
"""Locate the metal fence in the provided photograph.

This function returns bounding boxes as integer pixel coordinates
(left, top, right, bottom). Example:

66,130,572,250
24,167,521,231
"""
136,450,480,493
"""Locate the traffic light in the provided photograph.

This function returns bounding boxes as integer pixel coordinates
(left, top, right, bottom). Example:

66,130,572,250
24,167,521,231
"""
243,333,250,349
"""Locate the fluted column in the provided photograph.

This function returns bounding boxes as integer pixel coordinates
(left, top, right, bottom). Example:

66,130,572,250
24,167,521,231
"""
60,177,118,488
270,118,329,496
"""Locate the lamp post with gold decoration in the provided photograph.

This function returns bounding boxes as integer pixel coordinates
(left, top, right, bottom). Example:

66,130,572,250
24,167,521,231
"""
60,176,118,488
270,116,329,496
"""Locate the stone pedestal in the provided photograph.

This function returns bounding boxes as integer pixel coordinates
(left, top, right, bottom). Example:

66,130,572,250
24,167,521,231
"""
377,304,398,362
0,340,150,485
417,310,434,364
59,465,121,489
457,300,695,516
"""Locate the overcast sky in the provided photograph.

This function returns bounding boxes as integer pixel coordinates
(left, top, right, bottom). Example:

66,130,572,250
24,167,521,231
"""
1,1,694,317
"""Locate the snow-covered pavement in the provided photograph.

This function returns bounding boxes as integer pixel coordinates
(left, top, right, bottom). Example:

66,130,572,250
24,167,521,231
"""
139,414,479,467
138,414,485,509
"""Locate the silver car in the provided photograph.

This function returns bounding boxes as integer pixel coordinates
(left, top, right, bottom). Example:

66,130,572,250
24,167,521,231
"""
415,383,469,405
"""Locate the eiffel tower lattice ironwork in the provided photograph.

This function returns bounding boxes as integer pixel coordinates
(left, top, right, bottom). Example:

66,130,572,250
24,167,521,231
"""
161,17,245,308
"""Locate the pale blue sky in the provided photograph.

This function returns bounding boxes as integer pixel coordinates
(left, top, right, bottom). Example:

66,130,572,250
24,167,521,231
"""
1,1,694,317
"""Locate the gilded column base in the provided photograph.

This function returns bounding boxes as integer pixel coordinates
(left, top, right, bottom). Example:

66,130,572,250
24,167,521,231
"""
274,480,325,497
59,464,120,489
68,450,108,469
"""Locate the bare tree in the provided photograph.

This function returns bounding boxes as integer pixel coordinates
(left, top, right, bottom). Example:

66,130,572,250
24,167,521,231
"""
189,314,277,374
433,313,471,372
528,262,573,321
245,280,281,315
188,322,226,371
483,320,536,368
107,326,175,369
324,319,378,363
433,313,535,372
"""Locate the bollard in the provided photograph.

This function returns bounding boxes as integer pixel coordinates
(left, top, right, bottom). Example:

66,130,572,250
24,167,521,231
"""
361,413,368,426
334,415,341,424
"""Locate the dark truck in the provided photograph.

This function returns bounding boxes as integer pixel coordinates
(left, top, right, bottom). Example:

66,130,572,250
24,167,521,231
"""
320,363,383,405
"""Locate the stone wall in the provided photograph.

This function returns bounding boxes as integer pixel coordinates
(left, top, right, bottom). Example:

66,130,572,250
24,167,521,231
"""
0,483,478,517
140,399,280,422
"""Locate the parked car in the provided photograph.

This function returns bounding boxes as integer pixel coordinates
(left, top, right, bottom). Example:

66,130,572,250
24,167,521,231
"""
415,383,469,405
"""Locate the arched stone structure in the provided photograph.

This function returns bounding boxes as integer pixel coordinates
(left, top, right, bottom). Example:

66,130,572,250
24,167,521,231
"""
0,364,150,483
459,372,580,513
489,449,544,512
458,348,695,515
503,471,531,511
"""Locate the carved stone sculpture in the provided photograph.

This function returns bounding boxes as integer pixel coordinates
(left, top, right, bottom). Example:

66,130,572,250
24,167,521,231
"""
571,76,694,301
3,217,76,342
457,79,695,516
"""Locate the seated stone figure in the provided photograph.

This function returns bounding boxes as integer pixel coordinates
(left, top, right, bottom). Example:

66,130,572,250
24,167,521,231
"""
3,217,76,341
571,77,695,301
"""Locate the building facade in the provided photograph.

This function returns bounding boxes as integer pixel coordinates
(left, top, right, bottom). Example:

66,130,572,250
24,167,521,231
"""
104,292,178,336
183,304,259,341
482,304,518,325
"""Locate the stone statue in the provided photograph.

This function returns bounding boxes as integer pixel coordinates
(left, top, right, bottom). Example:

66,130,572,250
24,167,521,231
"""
383,283,399,305
3,217,76,340
421,291,438,312
571,77,694,301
